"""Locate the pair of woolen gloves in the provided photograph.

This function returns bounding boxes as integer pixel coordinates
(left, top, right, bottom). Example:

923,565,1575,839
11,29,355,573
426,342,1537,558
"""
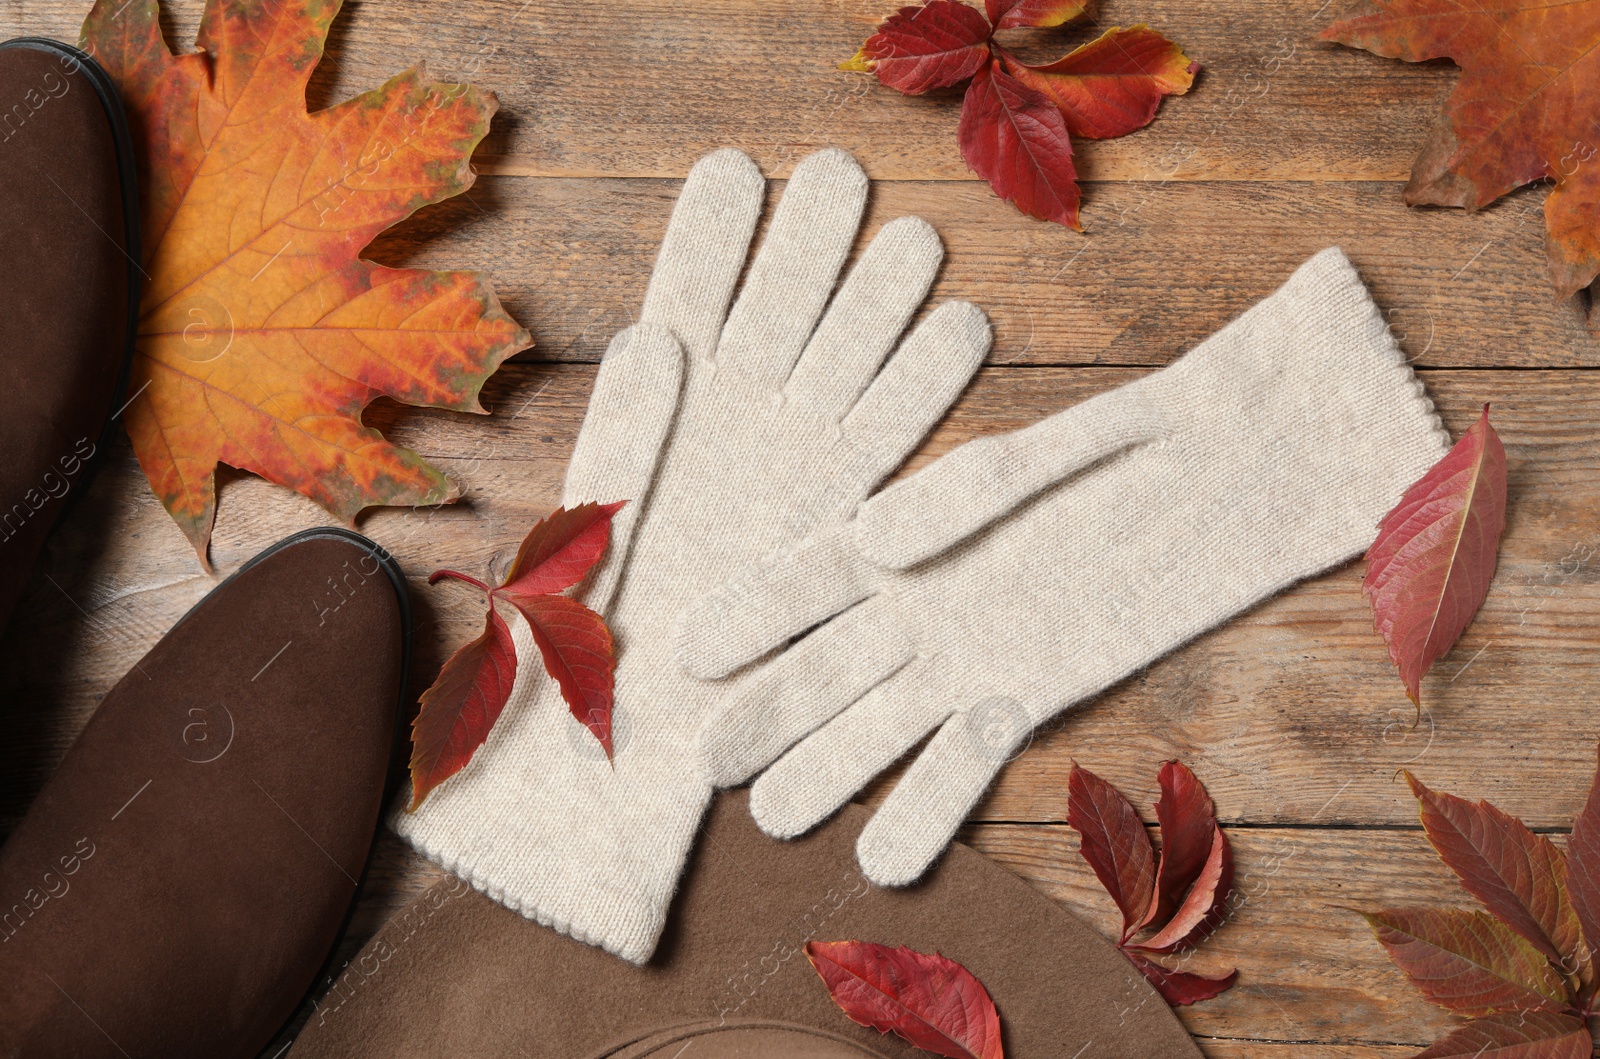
396,147,1450,963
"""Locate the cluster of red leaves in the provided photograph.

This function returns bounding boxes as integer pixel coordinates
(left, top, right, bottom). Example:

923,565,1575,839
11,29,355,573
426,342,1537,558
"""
407,503,622,809
843,0,1197,229
1360,752,1600,1057
1068,761,1239,1005
806,940,1004,1058
1364,407,1508,711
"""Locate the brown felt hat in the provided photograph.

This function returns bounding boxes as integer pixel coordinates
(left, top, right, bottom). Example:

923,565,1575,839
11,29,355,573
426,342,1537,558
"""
291,791,1203,1058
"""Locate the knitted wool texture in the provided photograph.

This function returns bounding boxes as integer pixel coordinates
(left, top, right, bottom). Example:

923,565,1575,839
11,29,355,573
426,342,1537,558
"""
392,147,992,963
680,248,1453,888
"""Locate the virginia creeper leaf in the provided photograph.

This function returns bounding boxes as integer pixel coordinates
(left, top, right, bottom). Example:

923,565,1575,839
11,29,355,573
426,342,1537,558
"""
1320,0,1600,301
986,0,1087,30
959,60,1082,229
408,606,516,810
79,0,529,563
1363,406,1508,707
805,941,1004,1059
1566,742,1600,968
502,501,626,598
1130,824,1234,953
842,1,994,95
1123,951,1238,1007
1412,1013,1593,1059
1405,770,1582,966
1147,759,1218,930
1001,25,1197,139
1362,908,1572,1016
498,594,616,758
1067,762,1155,942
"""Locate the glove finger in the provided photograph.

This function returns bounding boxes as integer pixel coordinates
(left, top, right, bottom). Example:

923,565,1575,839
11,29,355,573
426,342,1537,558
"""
640,148,765,363
856,699,1033,887
715,148,869,385
698,595,916,787
677,523,879,680
749,661,951,840
785,216,943,417
562,325,685,615
841,300,990,482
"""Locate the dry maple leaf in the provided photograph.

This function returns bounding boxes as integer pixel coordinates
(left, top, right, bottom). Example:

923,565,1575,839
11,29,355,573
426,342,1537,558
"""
1321,0,1600,305
409,503,621,810
80,0,530,563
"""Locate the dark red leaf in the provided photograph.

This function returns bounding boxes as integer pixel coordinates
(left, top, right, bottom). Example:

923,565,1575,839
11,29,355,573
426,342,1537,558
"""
1364,405,1508,707
500,501,624,598
805,941,1003,1059
1361,908,1572,1016
1404,771,1582,966
1412,1012,1593,1059
959,60,1081,229
407,607,517,810
1130,824,1234,953
499,594,617,759
1123,950,1238,1007
985,0,1086,29
999,25,1198,139
1148,760,1218,931
841,1,993,95
1566,741,1600,967
1067,763,1156,942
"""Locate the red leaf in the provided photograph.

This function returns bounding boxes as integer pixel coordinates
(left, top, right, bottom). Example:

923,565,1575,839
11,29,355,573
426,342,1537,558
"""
1363,405,1508,706
500,501,624,598
985,0,1087,30
407,607,517,810
1412,1012,1593,1059
1566,741,1600,967
1123,951,1238,1007
1130,824,1234,953
999,25,1198,139
959,60,1081,229
499,594,617,759
1361,908,1572,1016
842,1,994,95
1067,763,1156,941
1404,771,1582,966
1147,760,1219,930
805,941,1003,1059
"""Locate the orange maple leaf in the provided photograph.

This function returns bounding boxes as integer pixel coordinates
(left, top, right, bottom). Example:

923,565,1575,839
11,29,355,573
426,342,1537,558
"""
1322,0,1600,304
79,0,530,563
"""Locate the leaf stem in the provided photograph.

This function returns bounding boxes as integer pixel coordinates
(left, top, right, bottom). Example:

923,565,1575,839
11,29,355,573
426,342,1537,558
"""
429,568,494,593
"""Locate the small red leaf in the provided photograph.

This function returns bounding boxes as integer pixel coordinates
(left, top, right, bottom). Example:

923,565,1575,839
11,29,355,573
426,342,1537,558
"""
1067,763,1156,942
407,607,517,810
1364,405,1508,706
999,25,1198,140
985,0,1087,29
1411,1012,1593,1059
501,501,624,598
844,1,994,95
500,593,616,759
959,60,1081,229
1130,824,1234,953
805,941,1003,1059
1361,908,1572,1016
1123,951,1238,1007
1404,771,1582,966
1148,760,1219,931
1566,741,1600,965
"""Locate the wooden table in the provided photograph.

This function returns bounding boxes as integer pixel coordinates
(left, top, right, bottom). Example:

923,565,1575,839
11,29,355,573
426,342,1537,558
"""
3,1,1597,1054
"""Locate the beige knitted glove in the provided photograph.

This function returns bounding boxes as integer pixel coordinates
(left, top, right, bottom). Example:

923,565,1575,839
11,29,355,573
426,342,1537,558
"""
392,147,991,962
680,248,1451,887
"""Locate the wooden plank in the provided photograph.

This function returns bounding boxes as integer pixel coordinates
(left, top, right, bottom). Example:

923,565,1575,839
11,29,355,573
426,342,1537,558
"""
4,0,1455,183
3,365,1596,832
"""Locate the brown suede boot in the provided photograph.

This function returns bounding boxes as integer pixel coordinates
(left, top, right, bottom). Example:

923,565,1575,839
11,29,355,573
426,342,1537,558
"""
0,529,411,1059
0,38,139,635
